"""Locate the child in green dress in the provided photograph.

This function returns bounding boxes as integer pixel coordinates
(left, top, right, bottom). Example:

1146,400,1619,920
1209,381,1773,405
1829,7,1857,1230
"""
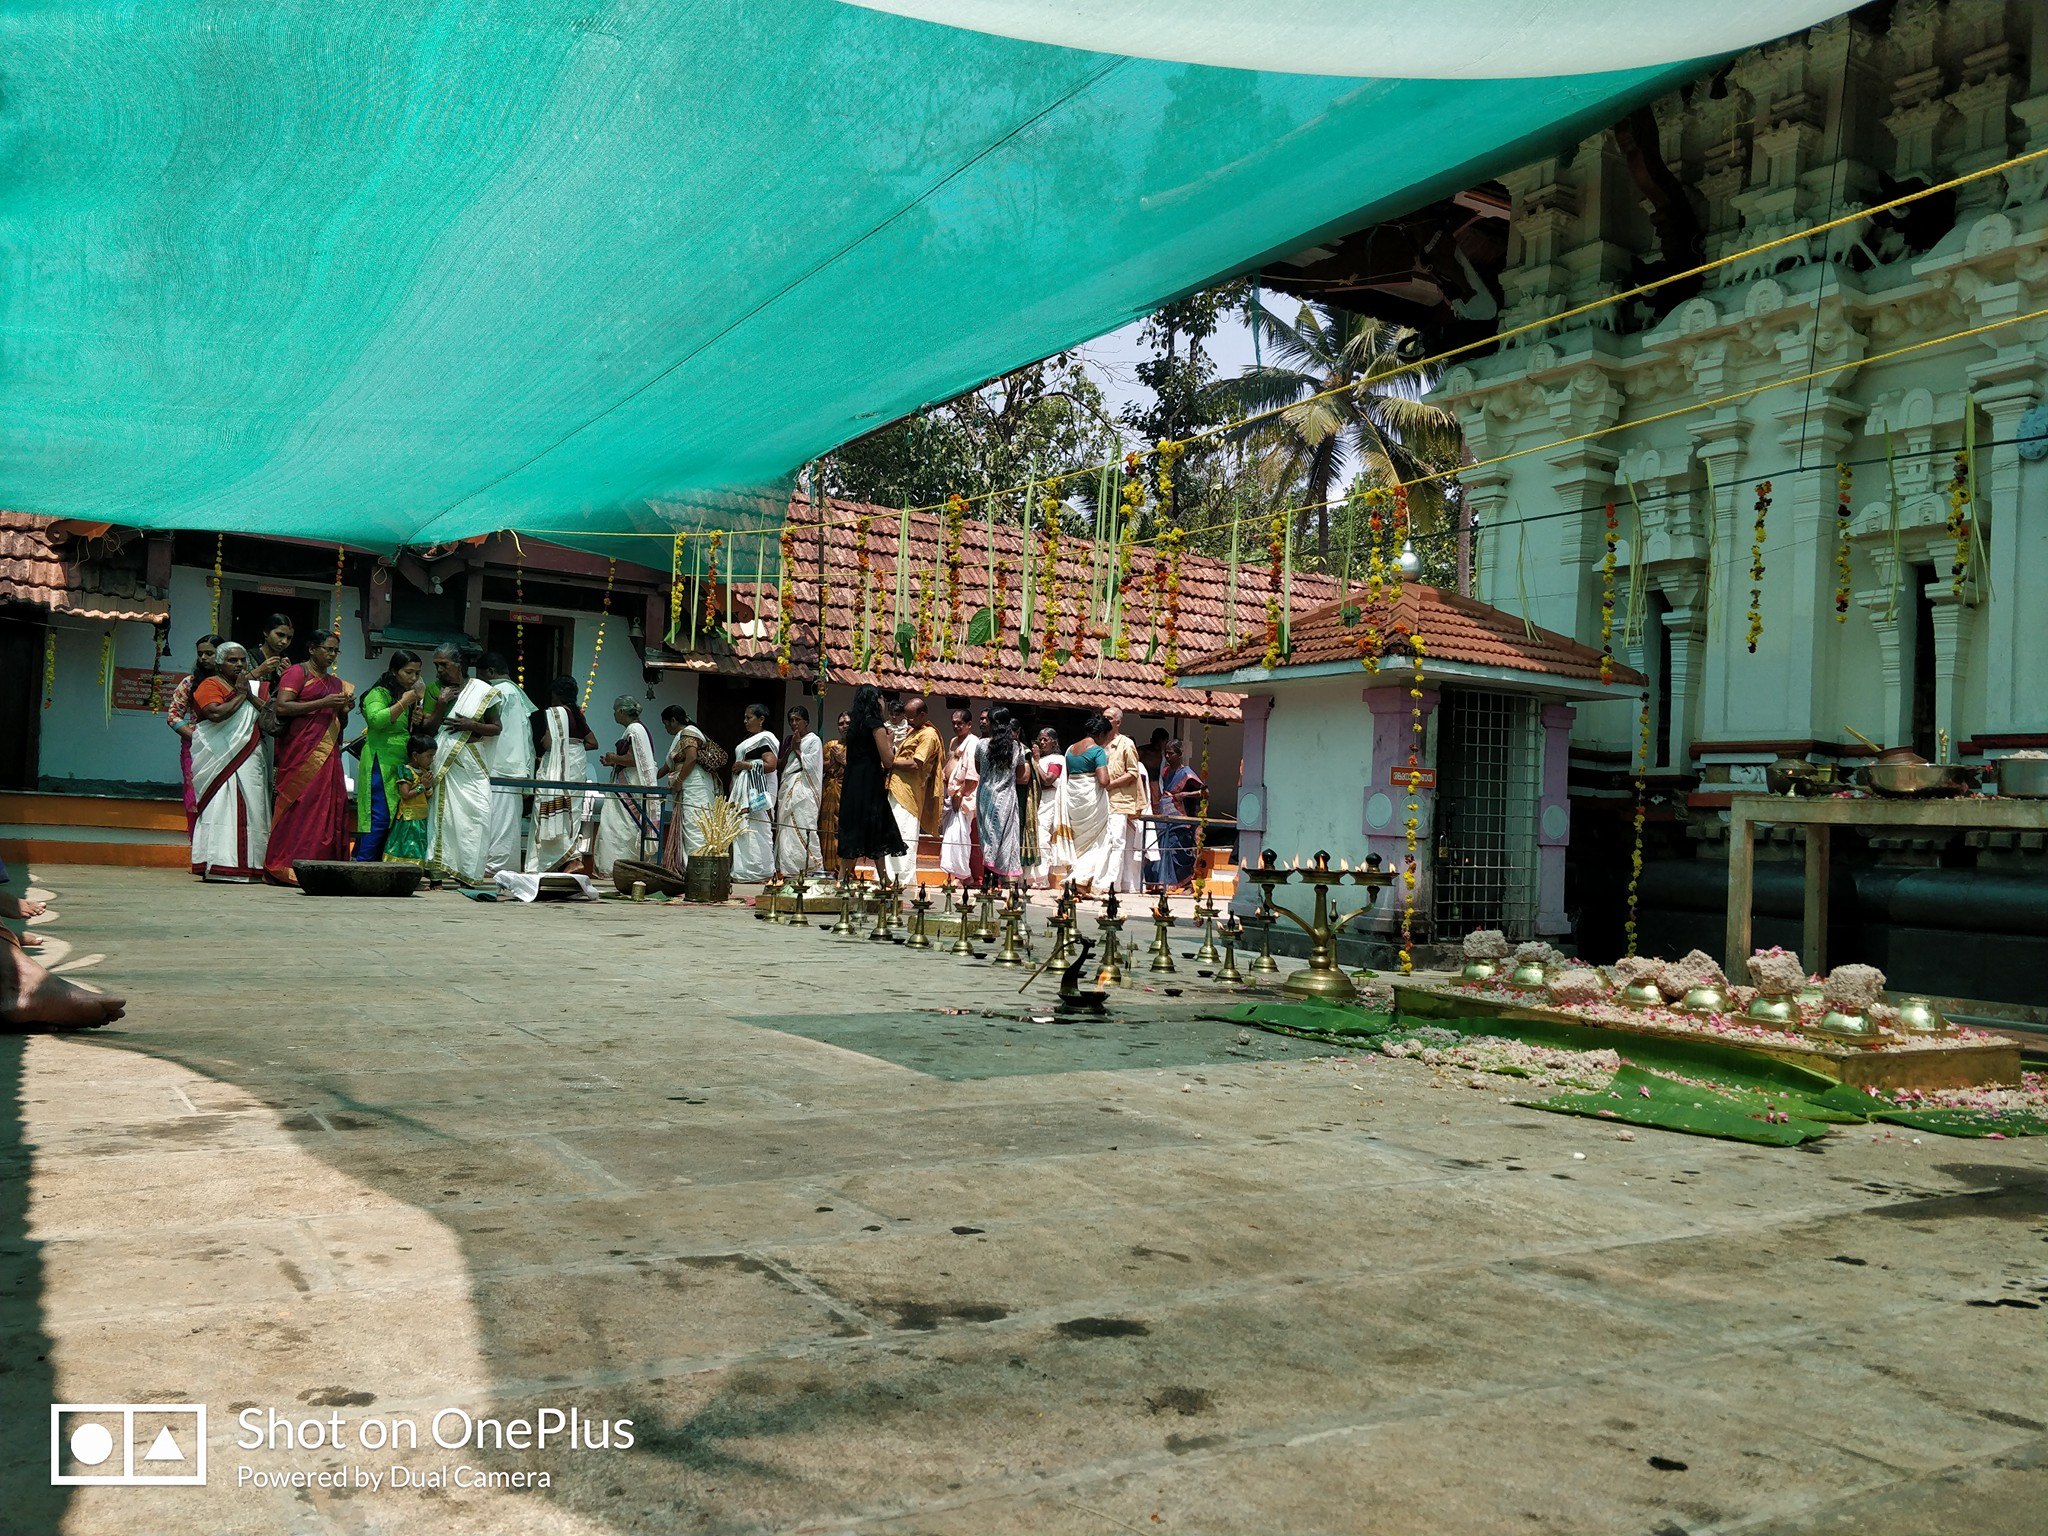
384,734,437,865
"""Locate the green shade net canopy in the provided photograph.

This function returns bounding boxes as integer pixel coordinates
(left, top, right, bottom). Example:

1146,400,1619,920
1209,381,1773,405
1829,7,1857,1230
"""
2,2,1757,548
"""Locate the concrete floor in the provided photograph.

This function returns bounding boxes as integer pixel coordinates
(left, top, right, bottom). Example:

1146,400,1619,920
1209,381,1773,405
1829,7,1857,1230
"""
2,865,2044,1536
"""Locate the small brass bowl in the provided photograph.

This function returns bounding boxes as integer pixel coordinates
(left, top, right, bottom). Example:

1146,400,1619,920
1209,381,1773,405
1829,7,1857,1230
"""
1677,985,1729,1015
1619,980,1663,1009
1894,996,1953,1035
1459,960,1499,984
1506,962,1550,989
1811,1008,1874,1040
1745,994,1799,1028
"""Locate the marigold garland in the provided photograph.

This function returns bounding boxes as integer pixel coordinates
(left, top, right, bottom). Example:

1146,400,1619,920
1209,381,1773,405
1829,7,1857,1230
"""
1360,488,1390,664
912,561,934,667
941,492,967,660
1160,526,1186,685
1399,634,1426,976
1599,502,1618,684
147,622,167,712
1834,463,1853,622
1947,451,1971,596
331,544,346,638
1154,437,1183,515
583,557,615,709
1262,513,1286,669
1038,492,1062,684
985,555,1012,683
775,526,798,676
41,630,56,709
1745,480,1772,654
1625,696,1650,957
210,532,224,631
518,538,531,684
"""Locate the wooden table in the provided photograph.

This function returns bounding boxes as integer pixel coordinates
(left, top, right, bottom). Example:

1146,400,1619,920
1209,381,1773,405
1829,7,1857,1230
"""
1724,793,2048,975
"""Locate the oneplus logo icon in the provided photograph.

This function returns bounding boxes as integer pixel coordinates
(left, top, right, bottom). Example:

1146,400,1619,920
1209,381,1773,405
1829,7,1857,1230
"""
51,1404,207,1485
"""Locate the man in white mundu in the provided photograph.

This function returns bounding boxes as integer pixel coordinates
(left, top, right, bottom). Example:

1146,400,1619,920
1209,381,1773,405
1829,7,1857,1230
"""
423,645,501,885
476,653,536,877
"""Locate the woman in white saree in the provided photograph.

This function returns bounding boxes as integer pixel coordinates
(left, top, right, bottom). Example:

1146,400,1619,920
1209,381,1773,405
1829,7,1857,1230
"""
188,643,271,882
1051,712,1117,893
658,703,718,873
774,704,824,877
728,702,780,883
526,676,599,872
592,695,659,876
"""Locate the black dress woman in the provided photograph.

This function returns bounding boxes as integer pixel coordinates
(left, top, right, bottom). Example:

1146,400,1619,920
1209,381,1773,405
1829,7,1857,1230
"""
836,683,908,873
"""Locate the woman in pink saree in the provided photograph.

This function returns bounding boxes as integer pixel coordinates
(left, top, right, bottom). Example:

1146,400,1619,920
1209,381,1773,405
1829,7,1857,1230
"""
264,629,356,884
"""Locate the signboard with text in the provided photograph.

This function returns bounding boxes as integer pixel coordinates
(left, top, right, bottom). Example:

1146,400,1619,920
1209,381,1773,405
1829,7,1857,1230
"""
1388,766,1437,790
113,666,184,711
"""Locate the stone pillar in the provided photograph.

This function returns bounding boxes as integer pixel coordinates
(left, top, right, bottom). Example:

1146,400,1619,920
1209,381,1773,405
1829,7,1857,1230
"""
1928,583,1975,757
1536,703,1577,936
1233,694,1275,872
1966,369,2039,731
1660,603,1706,767
1363,684,1437,935
1856,558,1911,747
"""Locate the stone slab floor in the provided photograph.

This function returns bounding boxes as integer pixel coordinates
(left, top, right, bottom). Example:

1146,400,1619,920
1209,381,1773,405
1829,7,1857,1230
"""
2,866,2044,1536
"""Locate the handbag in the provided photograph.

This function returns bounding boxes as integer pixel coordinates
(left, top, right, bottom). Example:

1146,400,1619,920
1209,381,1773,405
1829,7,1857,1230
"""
257,694,287,739
697,738,730,775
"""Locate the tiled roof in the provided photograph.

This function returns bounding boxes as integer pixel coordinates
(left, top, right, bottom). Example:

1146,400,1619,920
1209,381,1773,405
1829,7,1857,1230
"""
664,497,1340,721
1178,582,1644,688
0,513,168,623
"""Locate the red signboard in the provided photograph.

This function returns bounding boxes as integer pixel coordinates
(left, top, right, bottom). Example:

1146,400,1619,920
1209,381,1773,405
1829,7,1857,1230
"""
1388,765,1437,790
112,666,184,711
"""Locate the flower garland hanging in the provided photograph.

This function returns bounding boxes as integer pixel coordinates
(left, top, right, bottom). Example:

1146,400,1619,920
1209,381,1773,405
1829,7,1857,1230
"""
1038,488,1063,684
985,555,1011,684
1834,463,1853,622
331,544,346,638
1262,513,1286,669
1115,455,1144,659
1599,503,1618,685
210,532,224,632
1625,696,1650,957
1154,437,1183,516
941,492,967,660
41,630,56,709
912,561,934,667
147,622,167,712
1745,480,1772,654
1160,525,1186,685
775,524,798,676
1946,451,1970,596
518,537,532,684
583,557,616,709
1399,634,1427,976
1358,488,1390,666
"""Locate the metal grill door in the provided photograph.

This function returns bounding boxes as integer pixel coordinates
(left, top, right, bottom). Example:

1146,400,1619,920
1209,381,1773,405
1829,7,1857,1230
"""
1432,688,1539,939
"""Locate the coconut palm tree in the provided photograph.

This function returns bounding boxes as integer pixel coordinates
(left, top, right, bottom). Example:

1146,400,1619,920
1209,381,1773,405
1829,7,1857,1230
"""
1218,301,1465,560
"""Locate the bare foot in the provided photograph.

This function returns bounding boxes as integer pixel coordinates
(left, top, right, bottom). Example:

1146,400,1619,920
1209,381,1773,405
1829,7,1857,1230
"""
1,946,125,1029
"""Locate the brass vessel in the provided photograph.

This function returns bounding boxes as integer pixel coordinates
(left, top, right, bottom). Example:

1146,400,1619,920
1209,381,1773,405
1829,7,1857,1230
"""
1894,996,1953,1035
1676,985,1729,1014
1618,980,1663,1009
1506,962,1550,990
1458,960,1498,984
1745,993,1799,1028
1811,1008,1874,1040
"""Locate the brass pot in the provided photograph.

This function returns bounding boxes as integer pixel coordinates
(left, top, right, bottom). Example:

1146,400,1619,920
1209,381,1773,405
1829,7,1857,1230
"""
1459,960,1499,984
1745,993,1799,1028
1895,996,1952,1035
1677,985,1729,1014
1811,1008,1874,1040
1619,980,1663,1009
1506,962,1550,989
1861,761,1979,798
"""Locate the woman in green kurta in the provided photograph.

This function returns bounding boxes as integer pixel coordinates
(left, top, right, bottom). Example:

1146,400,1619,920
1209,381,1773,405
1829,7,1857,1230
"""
352,649,425,861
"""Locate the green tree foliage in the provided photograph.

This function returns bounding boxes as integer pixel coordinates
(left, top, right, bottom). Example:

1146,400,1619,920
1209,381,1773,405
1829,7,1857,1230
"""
822,355,1115,514
1219,301,1465,559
